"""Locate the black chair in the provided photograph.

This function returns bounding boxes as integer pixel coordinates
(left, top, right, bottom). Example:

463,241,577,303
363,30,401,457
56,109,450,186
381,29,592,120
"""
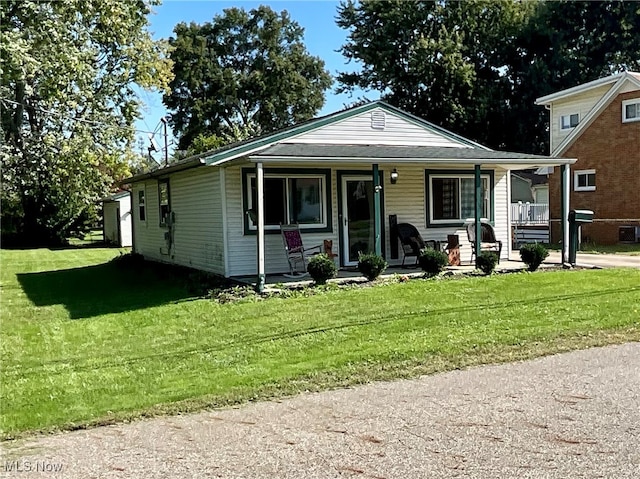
395,223,437,266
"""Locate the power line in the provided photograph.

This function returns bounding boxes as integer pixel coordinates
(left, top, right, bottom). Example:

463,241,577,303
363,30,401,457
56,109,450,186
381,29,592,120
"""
0,97,165,136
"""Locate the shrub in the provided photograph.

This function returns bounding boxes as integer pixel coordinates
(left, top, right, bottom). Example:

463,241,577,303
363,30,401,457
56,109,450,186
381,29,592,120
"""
519,243,549,271
307,253,337,285
110,252,145,268
476,252,499,275
357,252,388,281
418,248,449,276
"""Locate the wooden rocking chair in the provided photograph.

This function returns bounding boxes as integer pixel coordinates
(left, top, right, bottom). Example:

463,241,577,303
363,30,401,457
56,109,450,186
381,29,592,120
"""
280,223,322,277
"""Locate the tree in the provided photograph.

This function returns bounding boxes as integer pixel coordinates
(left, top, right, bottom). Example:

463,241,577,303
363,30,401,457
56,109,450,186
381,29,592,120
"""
163,6,332,150
508,0,640,153
336,0,640,154
336,0,528,148
1,0,172,246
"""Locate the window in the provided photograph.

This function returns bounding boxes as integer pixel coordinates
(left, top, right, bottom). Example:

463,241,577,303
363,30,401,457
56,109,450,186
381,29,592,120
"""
244,170,329,231
574,169,596,192
622,99,640,123
560,113,579,130
137,189,146,222
158,179,171,225
427,173,491,225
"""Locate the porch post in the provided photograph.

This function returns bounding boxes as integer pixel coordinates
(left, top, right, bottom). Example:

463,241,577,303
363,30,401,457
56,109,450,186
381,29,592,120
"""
373,163,382,256
561,163,570,264
256,162,265,293
474,164,482,268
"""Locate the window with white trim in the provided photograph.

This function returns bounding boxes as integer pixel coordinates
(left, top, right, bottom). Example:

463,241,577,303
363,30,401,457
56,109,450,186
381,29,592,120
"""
574,169,596,192
428,174,490,223
137,188,146,222
158,179,171,225
246,173,327,230
622,99,640,123
560,113,579,130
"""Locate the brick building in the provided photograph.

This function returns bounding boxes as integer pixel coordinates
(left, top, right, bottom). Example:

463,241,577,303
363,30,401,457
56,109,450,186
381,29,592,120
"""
536,72,640,245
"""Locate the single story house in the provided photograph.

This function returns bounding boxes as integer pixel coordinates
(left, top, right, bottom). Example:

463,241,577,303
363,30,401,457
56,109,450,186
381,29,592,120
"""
122,101,575,289
102,190,132,247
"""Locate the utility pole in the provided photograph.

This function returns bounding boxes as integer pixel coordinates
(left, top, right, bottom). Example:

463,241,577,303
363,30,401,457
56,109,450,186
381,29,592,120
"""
161,117,169,166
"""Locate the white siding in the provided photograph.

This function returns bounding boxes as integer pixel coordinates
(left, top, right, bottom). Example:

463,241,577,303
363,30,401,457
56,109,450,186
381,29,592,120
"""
225,165,341,277
285,107,469,148
383,166,509,265
131,167,225,275
550,84,611,153
225,163,510,277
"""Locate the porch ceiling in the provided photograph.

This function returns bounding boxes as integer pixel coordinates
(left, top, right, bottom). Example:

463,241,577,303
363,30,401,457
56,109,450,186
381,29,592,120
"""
248,144,575,169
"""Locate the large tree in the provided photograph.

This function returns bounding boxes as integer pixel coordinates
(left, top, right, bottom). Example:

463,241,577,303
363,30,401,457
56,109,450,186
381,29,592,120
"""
163,6,332,150
1,0,172,246
336,0,640,154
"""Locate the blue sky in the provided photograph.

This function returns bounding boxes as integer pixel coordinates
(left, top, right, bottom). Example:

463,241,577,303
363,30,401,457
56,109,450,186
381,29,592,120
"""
136,0,376,154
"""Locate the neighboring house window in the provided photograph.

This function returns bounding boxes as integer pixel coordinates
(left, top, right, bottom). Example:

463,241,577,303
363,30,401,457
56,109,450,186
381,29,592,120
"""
622,99,640,123
427,172,491,225
245,171,328,231
560,113,579,130
574,169,596,192
158,179,171,225
138,189,146,222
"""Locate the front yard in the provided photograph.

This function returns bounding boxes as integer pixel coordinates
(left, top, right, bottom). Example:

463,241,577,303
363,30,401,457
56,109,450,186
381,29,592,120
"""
1,248,639,440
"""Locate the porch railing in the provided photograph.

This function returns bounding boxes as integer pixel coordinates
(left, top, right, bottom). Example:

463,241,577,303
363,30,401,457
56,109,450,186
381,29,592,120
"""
511,202,549,225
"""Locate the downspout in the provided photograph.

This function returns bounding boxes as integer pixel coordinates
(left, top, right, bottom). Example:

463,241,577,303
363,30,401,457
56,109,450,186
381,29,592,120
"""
256,162,265,293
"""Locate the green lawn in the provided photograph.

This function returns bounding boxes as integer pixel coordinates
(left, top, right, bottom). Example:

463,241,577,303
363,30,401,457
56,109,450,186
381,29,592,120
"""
1,248,639,439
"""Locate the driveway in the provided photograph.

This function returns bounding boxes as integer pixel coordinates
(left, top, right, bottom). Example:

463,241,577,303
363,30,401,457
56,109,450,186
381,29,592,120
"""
540,251,640,269
2,343,639,478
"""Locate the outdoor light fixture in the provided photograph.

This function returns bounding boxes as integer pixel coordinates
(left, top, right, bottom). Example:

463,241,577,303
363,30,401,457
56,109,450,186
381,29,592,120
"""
390,168,399,184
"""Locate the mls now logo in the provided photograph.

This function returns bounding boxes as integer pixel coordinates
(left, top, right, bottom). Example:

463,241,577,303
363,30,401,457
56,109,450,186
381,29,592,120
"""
3,460,64,473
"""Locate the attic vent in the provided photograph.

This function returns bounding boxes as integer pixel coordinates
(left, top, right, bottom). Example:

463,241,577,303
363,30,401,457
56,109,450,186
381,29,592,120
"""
371,111,386,130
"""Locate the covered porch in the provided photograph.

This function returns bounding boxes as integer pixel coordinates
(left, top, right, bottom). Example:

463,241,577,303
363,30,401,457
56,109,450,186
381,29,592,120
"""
247,146,575,292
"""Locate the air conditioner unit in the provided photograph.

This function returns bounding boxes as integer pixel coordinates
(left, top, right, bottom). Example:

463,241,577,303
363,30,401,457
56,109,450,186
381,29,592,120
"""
619,226,638,243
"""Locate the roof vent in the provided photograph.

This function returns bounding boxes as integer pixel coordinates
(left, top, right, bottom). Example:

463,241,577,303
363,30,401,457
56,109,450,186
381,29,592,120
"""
371,110,386,130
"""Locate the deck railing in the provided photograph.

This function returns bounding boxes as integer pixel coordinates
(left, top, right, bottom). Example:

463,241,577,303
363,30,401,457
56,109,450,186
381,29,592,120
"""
511,202,549,225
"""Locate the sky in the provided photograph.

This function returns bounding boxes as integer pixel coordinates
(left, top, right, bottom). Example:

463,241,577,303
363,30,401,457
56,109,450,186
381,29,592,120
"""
136,0,377,156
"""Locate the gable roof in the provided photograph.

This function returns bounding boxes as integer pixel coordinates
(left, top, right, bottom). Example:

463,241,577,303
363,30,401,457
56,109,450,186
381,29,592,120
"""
535,71,640,156
122,100,574,184
535,71,640,105
197,100,490,167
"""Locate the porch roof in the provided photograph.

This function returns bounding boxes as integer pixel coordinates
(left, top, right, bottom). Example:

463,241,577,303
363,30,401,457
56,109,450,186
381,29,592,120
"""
249,144,575,168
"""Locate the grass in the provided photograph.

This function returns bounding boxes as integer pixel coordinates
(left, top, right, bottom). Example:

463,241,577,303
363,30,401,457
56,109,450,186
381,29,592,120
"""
1,248,639,440
579,243,640,256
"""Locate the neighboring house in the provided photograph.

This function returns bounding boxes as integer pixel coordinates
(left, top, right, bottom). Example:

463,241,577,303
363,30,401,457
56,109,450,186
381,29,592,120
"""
102,191,132,247
122,101,573,286
510,170,550,244
536,71,640,245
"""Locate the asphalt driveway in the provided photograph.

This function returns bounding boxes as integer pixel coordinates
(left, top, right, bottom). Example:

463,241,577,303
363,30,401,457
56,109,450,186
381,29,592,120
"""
2,343,639,478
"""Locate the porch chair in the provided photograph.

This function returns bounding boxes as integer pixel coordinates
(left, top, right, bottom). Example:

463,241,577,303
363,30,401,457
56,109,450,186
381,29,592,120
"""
466,220,502,263
396,223,437,267
280,223,323,277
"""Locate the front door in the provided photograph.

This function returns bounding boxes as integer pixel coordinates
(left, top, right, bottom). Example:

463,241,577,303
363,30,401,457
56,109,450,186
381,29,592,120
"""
341,176,375,266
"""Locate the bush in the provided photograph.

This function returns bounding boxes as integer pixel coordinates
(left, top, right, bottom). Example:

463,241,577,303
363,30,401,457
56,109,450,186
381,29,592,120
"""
307,253,337,285
418,248,449,276
520,243,549,271
110,252,145,268
357,252,388,281
476,251,499,275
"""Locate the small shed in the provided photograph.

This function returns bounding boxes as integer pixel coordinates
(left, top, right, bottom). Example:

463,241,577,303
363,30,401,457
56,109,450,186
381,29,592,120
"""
102,191,132,247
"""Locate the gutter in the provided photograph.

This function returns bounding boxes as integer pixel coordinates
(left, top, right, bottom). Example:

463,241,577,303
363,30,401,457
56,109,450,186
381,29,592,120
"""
120,158,206,185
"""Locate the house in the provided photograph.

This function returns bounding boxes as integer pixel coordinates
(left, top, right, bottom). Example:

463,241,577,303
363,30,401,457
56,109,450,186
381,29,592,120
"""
102,191,132,247
122,101,574,289
536,71,640,245
510,170,550,245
